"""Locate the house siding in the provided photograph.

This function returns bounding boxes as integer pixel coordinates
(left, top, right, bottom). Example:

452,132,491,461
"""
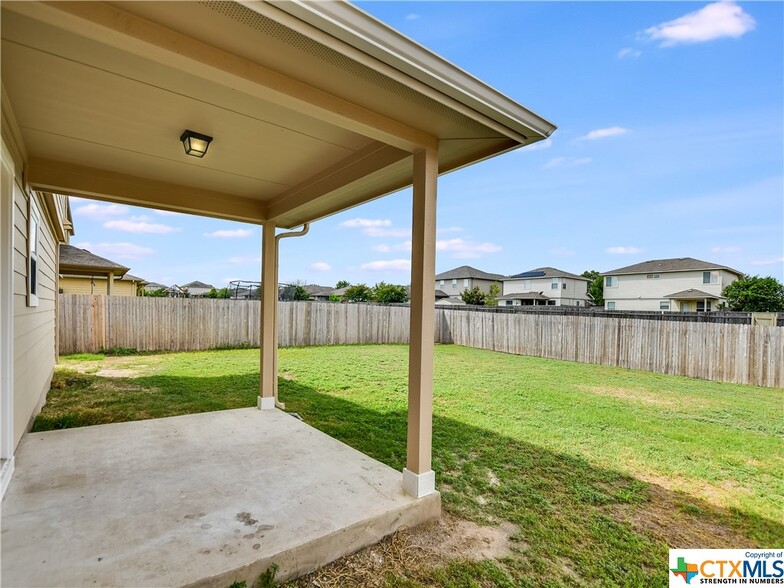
603,270,740,311
503,277,589,306
435,277,500,299
60,276,138,297
11,182,57,449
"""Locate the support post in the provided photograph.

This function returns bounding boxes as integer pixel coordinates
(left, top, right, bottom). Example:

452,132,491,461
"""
404,147,438,498
258,221,277,410
107,271,114,295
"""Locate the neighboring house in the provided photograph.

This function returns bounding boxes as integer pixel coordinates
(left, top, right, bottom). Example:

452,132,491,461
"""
502,267,590,307
435,265,505,299
143,282,168,293
601,257,743,312
1,139,73,494
181,280,214,297
58,244,143,296
303,284,335,301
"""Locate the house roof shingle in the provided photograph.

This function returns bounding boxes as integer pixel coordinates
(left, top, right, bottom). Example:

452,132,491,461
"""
303,284,335,297
182,281,213,289
507,267,588,281
59,244,129,275
602,257,743,276
496,292,550,301
435,265,505,281
664,289,721,300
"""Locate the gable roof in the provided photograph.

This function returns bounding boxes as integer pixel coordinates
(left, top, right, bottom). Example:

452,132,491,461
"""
303,284,335,297
665,289,721,300
435,266,505,281
507,267,588,281
182,281,213,289
602,258,743,276
497,292,550,301
59,244,129,276
121,274,148,284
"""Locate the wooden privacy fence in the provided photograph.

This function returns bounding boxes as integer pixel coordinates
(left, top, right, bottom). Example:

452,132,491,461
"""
59,295,783,387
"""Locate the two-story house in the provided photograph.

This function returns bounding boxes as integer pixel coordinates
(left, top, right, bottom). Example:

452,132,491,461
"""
435,265,505,300
602,257,743,312
501,267,590,307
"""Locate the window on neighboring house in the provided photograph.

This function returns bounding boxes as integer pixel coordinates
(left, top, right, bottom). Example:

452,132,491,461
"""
606,301,616,310
703,271,719,285
605,276,618,287
562,283,567,289
27,199,40,307
646,274,660,279
451,279,457,288
463,278,469,288
660,300,670,311
439,280,444,287
551,278,559,290
546,300,556,305
576,301,581,307
697,301,712,312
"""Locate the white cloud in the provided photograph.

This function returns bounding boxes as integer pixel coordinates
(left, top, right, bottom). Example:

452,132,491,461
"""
606,246,643,255
617,47,641,59
578,127,630,141
360,259,411,272
710,246,742,253
204,229,253,238
544,156,592,169
74,202,128,220
228,255,262,264
155,210,181,217
551,247,575,257
642,1,755,47
311,262,331,271
436,238,502,259
750,257,784,266
340,218,391,229
372,242,411,253
438,226,464,234
103,219,180,234
74,241,154,260
363,227,412,238
405,13,420,21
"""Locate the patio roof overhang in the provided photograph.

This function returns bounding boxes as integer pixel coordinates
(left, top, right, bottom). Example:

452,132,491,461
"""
1,0,555,228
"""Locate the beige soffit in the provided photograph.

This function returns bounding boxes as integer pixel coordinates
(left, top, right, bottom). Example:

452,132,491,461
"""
2,1,556,229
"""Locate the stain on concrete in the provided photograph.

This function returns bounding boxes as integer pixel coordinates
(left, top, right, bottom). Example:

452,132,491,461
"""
235,512,258,526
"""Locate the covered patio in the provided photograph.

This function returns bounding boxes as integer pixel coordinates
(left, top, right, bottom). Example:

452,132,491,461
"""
1,1,554,584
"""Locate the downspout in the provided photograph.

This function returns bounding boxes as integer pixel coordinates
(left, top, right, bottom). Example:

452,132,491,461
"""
272,223,310,408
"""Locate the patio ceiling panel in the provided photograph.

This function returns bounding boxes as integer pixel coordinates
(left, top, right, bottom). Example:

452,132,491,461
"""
1,1,554,228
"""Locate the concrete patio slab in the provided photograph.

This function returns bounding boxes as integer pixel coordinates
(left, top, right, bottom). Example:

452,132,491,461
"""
1,408,440,587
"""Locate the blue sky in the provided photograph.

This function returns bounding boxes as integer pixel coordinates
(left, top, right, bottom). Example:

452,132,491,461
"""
69,1,783,289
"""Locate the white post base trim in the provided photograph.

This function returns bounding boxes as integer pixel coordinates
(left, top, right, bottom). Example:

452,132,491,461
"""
402,468,436,498
257,396,276,411
1,456,15,498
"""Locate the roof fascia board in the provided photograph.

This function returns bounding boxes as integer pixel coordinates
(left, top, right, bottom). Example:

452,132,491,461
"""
262,0,556,140
603,267,743,277
27,158,268,224
4,1,436,153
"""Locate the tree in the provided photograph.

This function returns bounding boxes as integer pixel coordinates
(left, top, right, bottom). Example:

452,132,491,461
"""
581,270,604,306
141,287,168,297
722,276,784,312
461,286,486,305
372,282,408,304
279,280,311,301
335,280,350,289
486,282,501,307
344,283,373,302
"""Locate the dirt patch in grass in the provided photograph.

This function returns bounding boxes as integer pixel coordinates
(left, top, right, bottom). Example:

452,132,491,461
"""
287,514,517,587
609,484,751,549
576,384,682,409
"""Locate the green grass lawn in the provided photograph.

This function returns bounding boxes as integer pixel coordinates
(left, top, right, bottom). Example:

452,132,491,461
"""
38,345,784,587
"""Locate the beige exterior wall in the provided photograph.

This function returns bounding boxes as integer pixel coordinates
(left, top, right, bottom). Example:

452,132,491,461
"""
603,270,740,311
435,277,501,299
60,276,138,297
11,180,58,449
503,277,589,306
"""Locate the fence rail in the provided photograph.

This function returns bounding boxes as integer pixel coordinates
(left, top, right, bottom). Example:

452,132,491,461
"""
58,295,783,387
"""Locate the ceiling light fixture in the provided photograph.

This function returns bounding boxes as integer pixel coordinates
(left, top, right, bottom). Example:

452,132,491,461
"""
180,130,213,158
